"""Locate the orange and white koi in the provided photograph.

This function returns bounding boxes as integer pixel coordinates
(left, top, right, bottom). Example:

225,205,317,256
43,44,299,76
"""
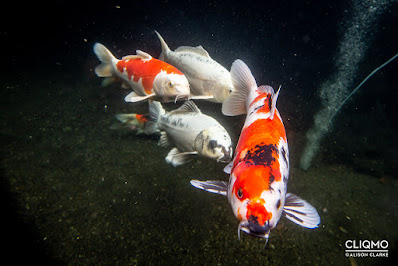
112,113,150,134
191,60,320,242
93,43,190,103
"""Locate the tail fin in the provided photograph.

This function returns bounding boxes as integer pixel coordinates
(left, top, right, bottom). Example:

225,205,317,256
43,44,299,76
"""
93,43,116,77
222,59,257,116
144,101,165,134
154,31,171,61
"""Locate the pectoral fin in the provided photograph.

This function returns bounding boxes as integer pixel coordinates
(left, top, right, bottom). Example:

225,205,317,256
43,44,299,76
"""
190,95,215,101
159,132,170,147
190,180,228,196
165,148,198,167
283,193,321,229
223,161,233,174
124,92,155,102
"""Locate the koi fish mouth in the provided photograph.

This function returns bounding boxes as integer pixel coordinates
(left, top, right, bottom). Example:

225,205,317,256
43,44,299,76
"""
174,93,190,103
238,220,270,241
216,147,233,163
217,154,232,163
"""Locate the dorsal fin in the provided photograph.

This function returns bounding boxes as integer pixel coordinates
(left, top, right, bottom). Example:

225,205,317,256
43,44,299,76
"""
122,55,142,60
175,45,211,58
268,85,280,120
136,50,152,60
122,50,152,61
256,85,280,120
154,30,171,61
171,101,201,114
257,85,274,94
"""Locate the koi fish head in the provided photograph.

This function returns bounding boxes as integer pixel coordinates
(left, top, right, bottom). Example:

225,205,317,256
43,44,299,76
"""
153,70,190,102
213,80,234,103
194,125,233,163
228,162,285,239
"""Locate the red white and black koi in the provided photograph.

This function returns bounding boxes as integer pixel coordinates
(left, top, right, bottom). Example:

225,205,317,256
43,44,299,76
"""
191,60,320,242
93,43,190,103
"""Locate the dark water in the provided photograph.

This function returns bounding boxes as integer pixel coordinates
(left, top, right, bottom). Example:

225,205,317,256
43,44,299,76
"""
2,1,398,265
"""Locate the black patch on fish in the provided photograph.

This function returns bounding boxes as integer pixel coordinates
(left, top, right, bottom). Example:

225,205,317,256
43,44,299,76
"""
249,104,264,116
283,174,289,185
208,140,217,153
244,143,277,166
171,117,185,127
248,215,259,224
268,173,275,190
281,146,288,167
266,94,272,110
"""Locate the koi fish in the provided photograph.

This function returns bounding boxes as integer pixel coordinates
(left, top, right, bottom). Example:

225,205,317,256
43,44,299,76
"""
93,43,190,103
155,31,234,103
110,113,149,134
145,101,233,166
191,60,320,242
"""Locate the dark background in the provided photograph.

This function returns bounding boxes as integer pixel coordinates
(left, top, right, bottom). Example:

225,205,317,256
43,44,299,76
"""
2,0,397,263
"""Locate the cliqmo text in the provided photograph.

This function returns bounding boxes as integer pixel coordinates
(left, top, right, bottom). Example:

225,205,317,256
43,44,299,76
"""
345,240,388,249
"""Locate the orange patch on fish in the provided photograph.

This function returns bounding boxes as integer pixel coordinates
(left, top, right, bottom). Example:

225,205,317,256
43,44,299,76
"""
233,164,273,200
135,114,148,123
116,58,183,94
239,116,285,150
247,202,272,226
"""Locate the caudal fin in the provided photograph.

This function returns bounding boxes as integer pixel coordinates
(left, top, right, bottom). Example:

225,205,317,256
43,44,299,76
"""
154,31,171,61
144,101,165,134
93,43,116,77
222,59,257,116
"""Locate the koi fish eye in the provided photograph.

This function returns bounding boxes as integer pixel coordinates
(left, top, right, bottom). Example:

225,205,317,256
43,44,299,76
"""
237,187,243,199
168,81,174,87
